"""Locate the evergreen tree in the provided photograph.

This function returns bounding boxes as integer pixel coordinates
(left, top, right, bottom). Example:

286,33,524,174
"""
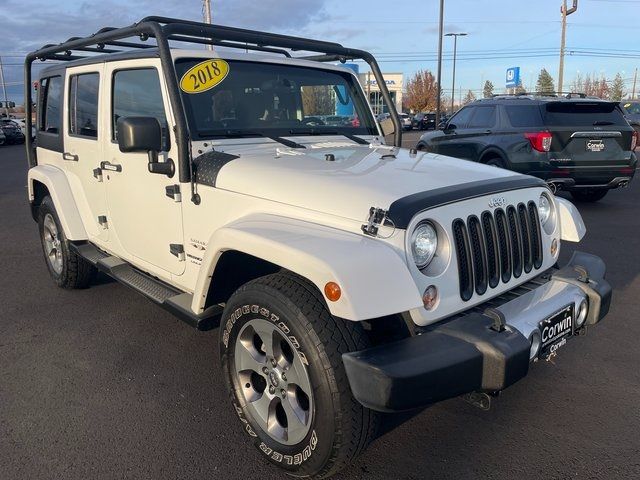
462,90,477,105
610,73,625,101
515,82,527,95
483,80,494,98
536,68,556,95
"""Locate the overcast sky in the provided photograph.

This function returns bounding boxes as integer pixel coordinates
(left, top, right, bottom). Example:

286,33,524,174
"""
2,0,640,104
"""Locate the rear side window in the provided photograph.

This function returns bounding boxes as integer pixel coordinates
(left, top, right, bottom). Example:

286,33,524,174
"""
69,73,99,138
40,76,62,134
449,107,473,129
468,106,496,128
543,102,627,127
112,68,167,141
505,105,544,128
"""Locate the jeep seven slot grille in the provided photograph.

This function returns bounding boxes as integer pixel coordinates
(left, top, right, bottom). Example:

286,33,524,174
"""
453,202,543,301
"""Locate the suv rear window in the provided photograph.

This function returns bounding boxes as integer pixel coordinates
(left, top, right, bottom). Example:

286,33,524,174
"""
543,102,627,126
505,105,544,127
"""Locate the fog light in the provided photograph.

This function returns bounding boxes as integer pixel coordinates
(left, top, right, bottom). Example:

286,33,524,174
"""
550,238,558,257
422,285,439,311
576,299,588,328
530,332,541,360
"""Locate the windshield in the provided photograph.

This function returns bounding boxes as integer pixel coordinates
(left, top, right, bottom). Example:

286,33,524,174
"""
175,58,378,139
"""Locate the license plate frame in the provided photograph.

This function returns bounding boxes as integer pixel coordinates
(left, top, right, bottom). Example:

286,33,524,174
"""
538,304,574,357
586,139,606,152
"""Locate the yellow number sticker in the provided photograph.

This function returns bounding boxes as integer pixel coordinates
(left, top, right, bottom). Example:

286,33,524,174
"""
179,59,230,94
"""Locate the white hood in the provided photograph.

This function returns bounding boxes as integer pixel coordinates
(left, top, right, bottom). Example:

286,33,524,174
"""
203,138,521,223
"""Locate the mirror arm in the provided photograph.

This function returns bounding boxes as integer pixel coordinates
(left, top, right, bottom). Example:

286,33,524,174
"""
147,150,175,177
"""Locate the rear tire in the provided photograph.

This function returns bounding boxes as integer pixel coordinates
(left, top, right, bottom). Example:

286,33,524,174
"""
570,188,608,202
38,196,96,288
219,273,378,478
485,156,508,169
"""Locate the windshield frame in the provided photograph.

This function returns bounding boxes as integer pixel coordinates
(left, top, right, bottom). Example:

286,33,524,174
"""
175,57,379,141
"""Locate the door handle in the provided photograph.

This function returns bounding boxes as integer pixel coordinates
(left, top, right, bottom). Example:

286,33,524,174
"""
100,161,122,172
484,130,492,135
62,152,79,161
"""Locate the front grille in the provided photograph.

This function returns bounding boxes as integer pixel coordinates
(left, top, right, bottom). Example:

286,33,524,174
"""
453,202,544,301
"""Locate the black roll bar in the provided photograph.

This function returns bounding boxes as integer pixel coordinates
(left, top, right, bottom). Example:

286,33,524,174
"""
24,16,402,188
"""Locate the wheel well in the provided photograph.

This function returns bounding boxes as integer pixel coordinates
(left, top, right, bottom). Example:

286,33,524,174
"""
204,250,282,308
479,150,505,164
30,180,49,221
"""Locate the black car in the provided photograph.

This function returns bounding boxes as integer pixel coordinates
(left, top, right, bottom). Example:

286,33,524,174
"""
620,101,640,133
417,95,637,202
411,112,436,130
0,119,25,145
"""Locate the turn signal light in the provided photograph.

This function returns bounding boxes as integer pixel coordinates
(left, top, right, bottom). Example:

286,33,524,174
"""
525,132,553,152
324,282,342,302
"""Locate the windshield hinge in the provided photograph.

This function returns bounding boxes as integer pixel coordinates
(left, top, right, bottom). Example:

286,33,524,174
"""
165,184,181,202
361,207,389,237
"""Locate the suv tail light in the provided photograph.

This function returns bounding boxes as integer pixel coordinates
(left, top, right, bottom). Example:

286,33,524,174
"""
631,130,638,151
525,132,553,152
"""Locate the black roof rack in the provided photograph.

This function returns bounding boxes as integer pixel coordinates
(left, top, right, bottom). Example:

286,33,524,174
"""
25,16,401,194
487,91,593,100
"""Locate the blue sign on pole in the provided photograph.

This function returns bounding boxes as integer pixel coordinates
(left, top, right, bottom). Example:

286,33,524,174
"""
506,67,521,88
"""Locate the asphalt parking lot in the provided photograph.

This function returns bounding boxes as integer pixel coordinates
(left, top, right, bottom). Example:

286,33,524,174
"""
1,135,639,480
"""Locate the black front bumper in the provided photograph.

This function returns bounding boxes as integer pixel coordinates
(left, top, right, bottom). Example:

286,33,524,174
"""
343,251,611,412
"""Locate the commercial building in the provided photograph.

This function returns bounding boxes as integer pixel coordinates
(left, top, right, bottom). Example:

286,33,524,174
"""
358,72,404,115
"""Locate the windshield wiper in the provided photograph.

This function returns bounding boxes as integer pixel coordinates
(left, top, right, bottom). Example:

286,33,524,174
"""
593,121,615,126
200,130,305,148
288,129,370,145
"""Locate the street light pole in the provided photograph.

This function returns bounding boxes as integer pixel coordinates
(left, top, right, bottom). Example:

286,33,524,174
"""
435,0,444,128
0,56,9,118
445,32,467,114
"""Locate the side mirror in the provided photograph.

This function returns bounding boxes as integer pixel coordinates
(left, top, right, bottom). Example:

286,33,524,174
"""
444,123,457,133
379,117,395,137
117,117,174,177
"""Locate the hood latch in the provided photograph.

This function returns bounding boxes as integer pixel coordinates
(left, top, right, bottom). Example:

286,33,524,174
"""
361,207,389,237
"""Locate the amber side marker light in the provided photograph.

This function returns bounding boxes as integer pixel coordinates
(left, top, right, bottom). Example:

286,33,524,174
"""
324,282,342,302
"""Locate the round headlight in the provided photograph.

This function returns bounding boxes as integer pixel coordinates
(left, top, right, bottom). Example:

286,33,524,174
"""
412,222,438,268
539,193,552,224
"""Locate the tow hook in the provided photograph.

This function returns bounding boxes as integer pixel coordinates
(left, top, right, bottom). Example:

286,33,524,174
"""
463,391,493,411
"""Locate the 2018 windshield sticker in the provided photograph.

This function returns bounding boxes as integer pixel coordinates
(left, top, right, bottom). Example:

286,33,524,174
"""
180,59,230,94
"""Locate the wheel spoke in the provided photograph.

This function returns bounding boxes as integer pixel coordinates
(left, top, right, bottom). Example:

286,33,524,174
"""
248,391,273,425
235,340,266,374
251,323,275,358
282,392,309,437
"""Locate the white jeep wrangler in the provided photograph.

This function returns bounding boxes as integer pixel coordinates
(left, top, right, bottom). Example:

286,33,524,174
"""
24,17,612,479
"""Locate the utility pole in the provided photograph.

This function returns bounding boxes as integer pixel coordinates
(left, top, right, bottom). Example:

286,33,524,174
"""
558,0,578,94
445,32,467,114
203,0,213,50
632,68,638,99
0,56,9,118
435,0,444,127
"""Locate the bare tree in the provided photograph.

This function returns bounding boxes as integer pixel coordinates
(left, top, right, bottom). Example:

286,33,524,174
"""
405,70,440,112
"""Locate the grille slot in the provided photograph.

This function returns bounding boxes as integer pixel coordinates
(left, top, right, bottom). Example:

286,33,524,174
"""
453,202,544,300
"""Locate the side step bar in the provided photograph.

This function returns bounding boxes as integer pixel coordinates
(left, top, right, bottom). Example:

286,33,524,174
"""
70,242,222,331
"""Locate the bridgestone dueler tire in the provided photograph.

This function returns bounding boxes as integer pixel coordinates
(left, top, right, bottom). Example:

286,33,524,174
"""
38,196,96,289
219,273,378,478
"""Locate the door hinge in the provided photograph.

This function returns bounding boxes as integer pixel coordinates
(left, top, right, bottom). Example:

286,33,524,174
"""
97,215,108,229
165,184,182,202
93,168,103,182
169,243,185,261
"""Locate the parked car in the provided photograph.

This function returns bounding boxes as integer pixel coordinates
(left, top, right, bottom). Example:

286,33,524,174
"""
399,112,412,130
9,118,36,139
619,101,640,138
417,95,637,202
0,118,25,144
25,17,612,479
411,111,436,130
0,128,5,146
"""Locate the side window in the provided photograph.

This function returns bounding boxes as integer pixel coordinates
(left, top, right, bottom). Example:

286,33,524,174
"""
40,76,62,134
112,68,168,141
69,73,99,138
468,106,496,128
449,107,473,129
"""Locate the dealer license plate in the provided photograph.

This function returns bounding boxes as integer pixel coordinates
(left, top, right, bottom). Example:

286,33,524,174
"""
539,304,574,357
586,139,605,152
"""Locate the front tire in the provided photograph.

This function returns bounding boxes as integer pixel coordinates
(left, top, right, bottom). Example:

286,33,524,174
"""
571,188,608,202
220,273,378,478
38,196,96,288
